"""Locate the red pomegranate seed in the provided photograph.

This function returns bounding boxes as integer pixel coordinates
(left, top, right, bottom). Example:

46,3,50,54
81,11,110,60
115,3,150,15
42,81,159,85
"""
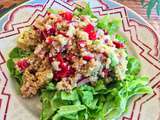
83,24,94,33
56,53,64,63
46,37,54,44
47,26,56,35
83,56,93,61
54,70,67,80
49,57,53,63
42,29,48,39
60,12,73,21
113,41,125,48
54,63,69,80
89,31,97,40
59,62,67,69
47,11,51,16
16,60,29,72
67,67,75,76
66,54,76,61
83,24,97,40
78,40,86,47
56,53,69,78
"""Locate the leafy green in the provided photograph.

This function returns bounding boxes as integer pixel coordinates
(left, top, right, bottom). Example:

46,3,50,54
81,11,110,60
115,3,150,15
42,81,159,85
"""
40,89,59,120
127,56,141,75
7,47,32,85
107,19,121,35
40,85,86,120
52,105,86,120
47,8,59,14
103,75,152,120
7,59,23,85
96,15,110,29
40,75,152,120
7,59,15,76
61,90,79,101
97,15,121,35
115,34,127,43
9,47,32,58
73,4,97,18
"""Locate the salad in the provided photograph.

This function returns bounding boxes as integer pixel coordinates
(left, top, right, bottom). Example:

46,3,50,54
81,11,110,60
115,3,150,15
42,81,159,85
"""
7,2,152,120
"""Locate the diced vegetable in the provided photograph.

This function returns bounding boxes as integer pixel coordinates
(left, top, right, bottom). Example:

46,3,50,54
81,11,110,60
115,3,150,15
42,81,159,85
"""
109,53,119,67
83,24,94,33
83,55,93,61
89,31,97,40
45,37,54,44
16,59,29,72
113,41,125,48
60,12,73,21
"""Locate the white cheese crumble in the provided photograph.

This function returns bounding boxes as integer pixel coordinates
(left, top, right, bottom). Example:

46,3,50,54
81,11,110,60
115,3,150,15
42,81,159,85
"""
52,61,61,71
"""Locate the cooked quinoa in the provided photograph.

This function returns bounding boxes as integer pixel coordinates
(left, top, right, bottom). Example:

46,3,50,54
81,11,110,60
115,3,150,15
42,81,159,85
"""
10,8,128,97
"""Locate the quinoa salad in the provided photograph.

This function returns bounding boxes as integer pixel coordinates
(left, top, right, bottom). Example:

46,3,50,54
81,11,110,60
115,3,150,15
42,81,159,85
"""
7,2,152,120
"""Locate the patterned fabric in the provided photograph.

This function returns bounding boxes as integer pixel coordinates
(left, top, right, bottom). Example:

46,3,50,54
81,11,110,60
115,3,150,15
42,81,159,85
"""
0,0,159,34
116,0,160,34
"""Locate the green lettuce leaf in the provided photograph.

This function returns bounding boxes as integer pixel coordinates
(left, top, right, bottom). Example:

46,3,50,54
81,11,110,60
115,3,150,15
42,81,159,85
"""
73,4,96,18
104,75,152,120
9,47,32,58
61,90,79,101
47,8,59,14
97,15,121,35
7,47,32,85
7,59,23,85
96,15,110,29
127,56,141,75
52,105,86,120
40,76,152,120
107,19,121,35
40,90,57,120
115,34,127,43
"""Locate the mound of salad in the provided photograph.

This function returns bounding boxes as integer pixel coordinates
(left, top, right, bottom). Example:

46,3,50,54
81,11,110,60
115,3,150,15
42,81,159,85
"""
7,2,152,120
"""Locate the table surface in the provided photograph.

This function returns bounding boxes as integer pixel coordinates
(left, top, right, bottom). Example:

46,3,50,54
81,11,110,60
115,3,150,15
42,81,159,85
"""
0,0,160,34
